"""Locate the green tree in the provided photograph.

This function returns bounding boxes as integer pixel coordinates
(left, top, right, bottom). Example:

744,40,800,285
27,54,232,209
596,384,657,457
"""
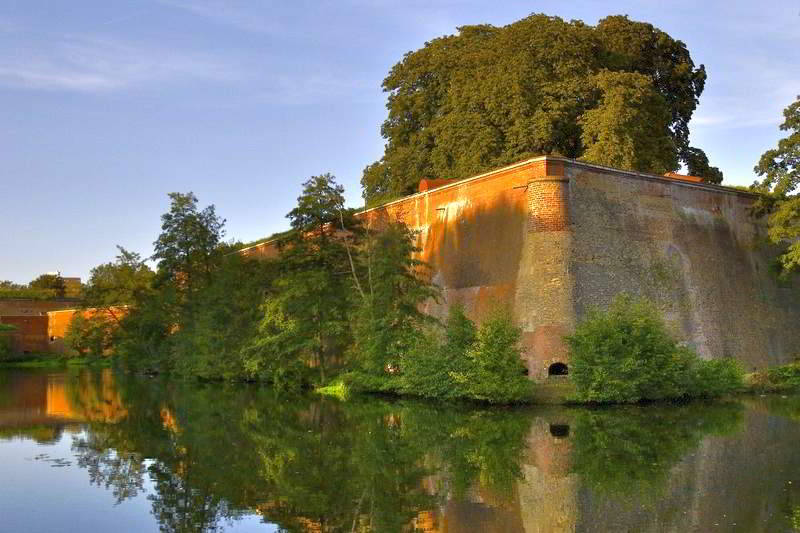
754,95,800,276
116,192,226,372
152,192,225,296
580,71,677,174
171,253,275,380
363,14,713,204
115,287,177,372
684,146,724,184
151,192,226,346
351,223,439,376
593,15,706,163
64,313,115,357
82,246,154,325
29,273,66,297
250,174,358,385
399,304,475,400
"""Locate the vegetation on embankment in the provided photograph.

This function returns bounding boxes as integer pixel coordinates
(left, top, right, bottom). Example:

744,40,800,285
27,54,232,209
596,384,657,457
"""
0,353,112,368
0,288,63,300
79,179,534,404
745,361,800,393
66,180,771,406
329,306,534,404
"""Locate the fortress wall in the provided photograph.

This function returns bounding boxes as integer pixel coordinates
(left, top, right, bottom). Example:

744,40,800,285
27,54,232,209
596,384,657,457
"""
568,163,800,370
0,315,50,353
238,156,799,377
0,307,125,354
0,299,81,316
364,159,572,376
363,159,534,323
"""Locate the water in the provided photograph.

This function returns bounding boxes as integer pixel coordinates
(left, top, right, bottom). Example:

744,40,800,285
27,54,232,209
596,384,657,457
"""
1,368,800,532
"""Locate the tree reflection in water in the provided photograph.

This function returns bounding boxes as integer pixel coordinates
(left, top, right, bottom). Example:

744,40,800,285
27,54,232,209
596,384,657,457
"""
70,373,532,532
50,370,800,532
569,402,743,496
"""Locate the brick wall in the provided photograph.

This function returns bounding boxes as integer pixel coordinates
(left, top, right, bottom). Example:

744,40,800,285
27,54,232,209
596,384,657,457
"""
0,299,81,316
527,178,570,232
0,307,126,355
0,315,50,353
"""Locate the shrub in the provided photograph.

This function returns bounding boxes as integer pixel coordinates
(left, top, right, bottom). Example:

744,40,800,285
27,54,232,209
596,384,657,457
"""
748,360,800,392
767,361,800,390
399,304,475,400
568,294,742,403
689,358,744,398
452,310,532,404
394,306,531,404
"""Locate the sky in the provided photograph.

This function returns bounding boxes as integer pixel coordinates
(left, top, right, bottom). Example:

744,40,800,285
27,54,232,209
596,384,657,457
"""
0,0,797,284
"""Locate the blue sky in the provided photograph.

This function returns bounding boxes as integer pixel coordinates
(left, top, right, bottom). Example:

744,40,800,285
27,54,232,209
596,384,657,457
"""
0,0,797,284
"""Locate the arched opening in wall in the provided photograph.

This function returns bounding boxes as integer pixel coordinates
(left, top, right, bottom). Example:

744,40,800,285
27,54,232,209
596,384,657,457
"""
549,424,570,438
548,362,568,376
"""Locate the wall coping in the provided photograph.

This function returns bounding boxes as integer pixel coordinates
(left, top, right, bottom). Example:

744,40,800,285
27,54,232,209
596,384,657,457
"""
362,157,759,216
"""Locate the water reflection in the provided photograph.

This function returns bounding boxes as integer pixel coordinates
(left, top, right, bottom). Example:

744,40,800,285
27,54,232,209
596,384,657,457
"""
2,369,800,532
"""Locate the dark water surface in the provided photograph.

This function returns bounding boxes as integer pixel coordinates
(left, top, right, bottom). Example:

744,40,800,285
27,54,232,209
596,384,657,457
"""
2,368,800,532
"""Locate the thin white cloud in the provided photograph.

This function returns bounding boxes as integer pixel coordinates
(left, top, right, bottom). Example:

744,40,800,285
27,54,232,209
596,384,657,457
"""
0,36,244,92
691,50,798,131
261,73,373,105
157,0,284,34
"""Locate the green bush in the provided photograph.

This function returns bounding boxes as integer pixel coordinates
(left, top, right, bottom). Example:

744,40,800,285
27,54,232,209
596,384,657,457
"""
689,358,744,398
568,294,742,403
452,310,532,404
399,304,475,400
748,360,800,392
395,306,532,404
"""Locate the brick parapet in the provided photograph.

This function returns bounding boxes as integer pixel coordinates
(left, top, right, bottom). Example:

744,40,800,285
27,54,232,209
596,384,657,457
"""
526,176,571,233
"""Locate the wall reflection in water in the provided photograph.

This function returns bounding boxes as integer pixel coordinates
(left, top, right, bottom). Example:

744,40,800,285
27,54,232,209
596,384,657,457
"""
2,369,800,532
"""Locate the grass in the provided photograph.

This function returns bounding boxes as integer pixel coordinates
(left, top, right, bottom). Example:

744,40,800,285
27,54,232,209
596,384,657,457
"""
532,379,577,404
0,354,112,368
314,380,351,400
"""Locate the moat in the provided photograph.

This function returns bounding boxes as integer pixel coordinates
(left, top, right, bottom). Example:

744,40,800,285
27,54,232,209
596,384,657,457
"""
2,368,800,532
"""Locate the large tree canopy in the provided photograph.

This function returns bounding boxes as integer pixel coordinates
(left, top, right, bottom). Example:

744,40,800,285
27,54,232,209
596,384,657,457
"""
363,14,717,204
754,95,800,276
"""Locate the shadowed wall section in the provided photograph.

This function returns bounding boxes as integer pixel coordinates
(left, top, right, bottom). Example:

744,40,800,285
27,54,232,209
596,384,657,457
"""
568,162,800,371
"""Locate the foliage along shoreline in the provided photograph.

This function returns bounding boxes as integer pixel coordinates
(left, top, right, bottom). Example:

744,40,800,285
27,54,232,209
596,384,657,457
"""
54,174,787,406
